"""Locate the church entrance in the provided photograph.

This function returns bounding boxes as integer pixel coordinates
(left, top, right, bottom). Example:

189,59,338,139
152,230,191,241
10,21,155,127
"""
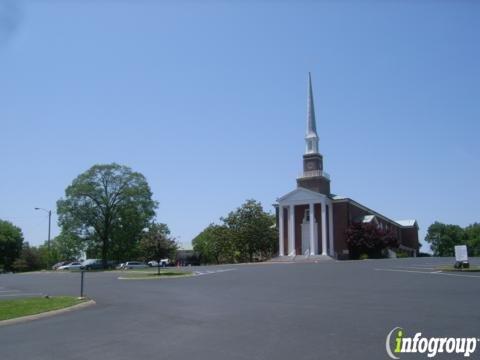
301,209,317,255
277,189,334,257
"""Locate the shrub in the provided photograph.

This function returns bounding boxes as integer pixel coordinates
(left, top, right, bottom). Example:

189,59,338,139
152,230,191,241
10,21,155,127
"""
345,222,399,260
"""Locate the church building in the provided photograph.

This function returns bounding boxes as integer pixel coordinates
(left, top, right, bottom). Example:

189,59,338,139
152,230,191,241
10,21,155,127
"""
275,74,419,260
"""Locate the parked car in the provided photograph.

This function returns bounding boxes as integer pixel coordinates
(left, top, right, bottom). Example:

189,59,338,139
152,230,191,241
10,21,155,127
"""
57,262,83,271
147,259,169,267
52,261,70,270
120,261,148,270
80,259,117,270
80,259,103,270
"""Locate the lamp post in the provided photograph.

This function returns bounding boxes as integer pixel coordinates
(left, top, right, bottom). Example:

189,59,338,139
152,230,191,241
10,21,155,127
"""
35,207,51,269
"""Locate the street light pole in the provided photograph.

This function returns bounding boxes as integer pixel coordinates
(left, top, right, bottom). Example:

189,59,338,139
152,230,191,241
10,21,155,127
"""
35,207,52,269
47,210,51,268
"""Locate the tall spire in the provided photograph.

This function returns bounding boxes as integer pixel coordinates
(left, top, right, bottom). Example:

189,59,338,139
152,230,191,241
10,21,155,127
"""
307,72,317,136
305,72,319,154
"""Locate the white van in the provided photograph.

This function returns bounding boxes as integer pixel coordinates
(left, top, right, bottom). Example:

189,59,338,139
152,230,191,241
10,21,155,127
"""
148,259,170,267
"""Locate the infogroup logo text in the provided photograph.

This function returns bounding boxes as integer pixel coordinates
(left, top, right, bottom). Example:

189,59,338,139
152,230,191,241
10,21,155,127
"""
386,327,479,359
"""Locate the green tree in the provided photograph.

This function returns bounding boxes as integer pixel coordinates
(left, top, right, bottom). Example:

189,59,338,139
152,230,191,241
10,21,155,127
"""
464,223,480,256
222,199,277,262
138,223,177,261
109,204,150,262
57,163,157,268
192,224,234,264
193,200,277,264
12,242,43,272
0,219,24,271
52,231,84,261
37,242,59,268
424,222,466,256
345,222,399,259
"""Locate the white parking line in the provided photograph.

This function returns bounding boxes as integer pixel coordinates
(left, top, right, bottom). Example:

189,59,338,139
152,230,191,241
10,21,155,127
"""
375,268,433,274
417,264,456,267
432,272,480,279
375,268,480,278
194,269,236,276
395,266,436,270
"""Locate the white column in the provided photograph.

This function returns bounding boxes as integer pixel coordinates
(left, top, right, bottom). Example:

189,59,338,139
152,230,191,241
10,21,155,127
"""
328,202,334,257
279,206,284,256
288,204,295,256
309,202,315,255
321,202,327,256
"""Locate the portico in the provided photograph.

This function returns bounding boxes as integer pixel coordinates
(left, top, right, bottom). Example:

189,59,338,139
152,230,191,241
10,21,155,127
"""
277,188,334,257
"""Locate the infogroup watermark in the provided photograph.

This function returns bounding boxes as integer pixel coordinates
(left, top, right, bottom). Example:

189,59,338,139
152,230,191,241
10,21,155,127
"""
386,327,479,359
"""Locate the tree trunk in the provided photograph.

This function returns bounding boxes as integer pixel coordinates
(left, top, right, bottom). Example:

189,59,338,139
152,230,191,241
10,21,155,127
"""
102,237,108,269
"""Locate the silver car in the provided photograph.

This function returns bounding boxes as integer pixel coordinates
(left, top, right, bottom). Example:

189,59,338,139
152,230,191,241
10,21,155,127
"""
57,262,83,270
121,261,148,270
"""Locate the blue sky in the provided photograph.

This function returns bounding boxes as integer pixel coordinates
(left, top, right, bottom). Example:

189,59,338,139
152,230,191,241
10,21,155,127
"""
1,0,478,252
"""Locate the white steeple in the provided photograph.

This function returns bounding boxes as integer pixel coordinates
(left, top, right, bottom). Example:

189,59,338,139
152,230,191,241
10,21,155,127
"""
305,72,319,154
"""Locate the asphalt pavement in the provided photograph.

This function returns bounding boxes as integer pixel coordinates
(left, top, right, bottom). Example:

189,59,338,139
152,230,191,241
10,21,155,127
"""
1,257,479,360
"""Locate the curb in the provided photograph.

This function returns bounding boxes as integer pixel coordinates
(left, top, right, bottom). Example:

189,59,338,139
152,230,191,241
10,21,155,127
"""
0,299,96,327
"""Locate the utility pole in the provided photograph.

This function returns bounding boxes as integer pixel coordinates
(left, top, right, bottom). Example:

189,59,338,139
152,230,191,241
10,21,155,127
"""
35,207,52,269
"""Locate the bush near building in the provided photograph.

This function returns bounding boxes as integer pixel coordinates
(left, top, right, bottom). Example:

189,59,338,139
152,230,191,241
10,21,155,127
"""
345,222,399,260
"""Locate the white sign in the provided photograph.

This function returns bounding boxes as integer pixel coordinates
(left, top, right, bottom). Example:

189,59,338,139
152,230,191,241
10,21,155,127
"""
455,245,468,262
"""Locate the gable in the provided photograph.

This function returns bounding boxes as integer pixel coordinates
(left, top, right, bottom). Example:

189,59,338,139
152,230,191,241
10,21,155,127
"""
277,187,327,204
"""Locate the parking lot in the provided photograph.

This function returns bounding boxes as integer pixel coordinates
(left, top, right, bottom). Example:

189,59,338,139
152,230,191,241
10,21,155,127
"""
1,257,479,360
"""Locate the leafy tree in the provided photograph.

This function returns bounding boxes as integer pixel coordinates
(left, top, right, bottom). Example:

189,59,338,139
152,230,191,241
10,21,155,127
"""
192,200,277,264
192,224,234,264
192,226,213,264
138,223,177,262
57,163,157,268
38,242,58,268
0,219,24,271
51,231,84,261
109,204,150,262
345,222,399,259
12,242,43,272
222,200,277,262
465,223,480,256
424,222,466,256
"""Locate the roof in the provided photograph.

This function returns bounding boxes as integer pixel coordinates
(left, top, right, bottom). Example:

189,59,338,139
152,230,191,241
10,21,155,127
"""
395,219,418,227
178,243,193,251
333,196,417,228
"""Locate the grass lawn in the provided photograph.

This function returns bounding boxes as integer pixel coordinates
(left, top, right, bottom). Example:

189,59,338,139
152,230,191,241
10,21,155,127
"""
119,270,193,279
436,265,480,272
0,296,86,321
